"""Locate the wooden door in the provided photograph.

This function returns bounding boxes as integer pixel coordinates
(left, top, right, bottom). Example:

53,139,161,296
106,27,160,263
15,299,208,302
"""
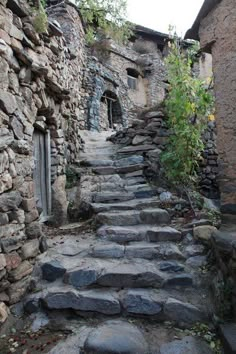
33,129,51,222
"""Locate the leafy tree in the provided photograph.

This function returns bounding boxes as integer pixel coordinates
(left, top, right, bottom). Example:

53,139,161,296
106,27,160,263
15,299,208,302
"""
76,0,132,44
161,37,214,188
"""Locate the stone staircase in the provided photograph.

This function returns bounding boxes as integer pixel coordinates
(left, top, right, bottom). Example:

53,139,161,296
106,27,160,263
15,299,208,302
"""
25,130,215,353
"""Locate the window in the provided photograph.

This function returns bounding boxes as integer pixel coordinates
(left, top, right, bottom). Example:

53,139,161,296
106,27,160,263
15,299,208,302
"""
127,68,139,90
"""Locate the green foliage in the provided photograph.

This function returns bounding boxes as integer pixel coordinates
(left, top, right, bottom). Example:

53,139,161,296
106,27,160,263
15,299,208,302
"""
188,323,222,353
65,167,80,189
32,0,48,34
76,0,133,44
161,37,214,187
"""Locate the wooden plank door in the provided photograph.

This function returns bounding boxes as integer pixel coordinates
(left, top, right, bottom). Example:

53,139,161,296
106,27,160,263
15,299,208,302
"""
33,129,51,222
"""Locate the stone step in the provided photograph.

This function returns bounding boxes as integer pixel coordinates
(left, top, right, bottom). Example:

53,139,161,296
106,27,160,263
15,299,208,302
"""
40,258,193,290
116,164,145,175
114,155,144,167
28,287,209,325
96,208,170,226
91,197,161,213
125,177,146,186
97,225,182,243
90,242,185,261
117,145,156,155
78,159,114,167
92,192,135,203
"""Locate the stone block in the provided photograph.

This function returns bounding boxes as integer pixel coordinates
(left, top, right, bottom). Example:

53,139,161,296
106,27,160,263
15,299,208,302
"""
5,252,21,271
160,336,213,354
164,298,206,325
0,128,14,152
0,213,8,225
8,208,25,224
21,198,36,212
24,208,39,224
8,276,31,304
26,221,43,239
0,302,9,324
21,239,39,260
194,225,217,244
10,116,24,140
84,320,149,354
42,260,66,282
0,254,6,270
0,89,17,114
9,260,33,282
0,191,22,213
219,323,236,354
0,172,12,194
0,57,9,90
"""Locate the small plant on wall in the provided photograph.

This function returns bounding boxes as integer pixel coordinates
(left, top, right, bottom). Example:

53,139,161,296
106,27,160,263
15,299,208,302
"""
28,0,48,33
76,0,133,45
161,33,214,192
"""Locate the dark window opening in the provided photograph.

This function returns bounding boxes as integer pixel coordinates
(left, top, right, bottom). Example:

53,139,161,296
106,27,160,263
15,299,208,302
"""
126,68,140,90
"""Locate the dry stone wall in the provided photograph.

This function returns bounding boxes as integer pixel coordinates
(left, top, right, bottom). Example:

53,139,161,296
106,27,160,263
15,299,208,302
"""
0,0,87,305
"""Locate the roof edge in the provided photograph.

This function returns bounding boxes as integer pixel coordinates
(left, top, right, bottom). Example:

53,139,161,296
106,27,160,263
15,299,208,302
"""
185,0,222,40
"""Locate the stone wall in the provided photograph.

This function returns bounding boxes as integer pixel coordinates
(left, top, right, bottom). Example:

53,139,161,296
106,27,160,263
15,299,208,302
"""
198,0,236,214
0,0,87,304
83,35,168,131
109,108,219,199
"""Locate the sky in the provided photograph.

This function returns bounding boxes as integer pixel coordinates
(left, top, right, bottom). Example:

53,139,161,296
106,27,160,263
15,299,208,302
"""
127,0,204,38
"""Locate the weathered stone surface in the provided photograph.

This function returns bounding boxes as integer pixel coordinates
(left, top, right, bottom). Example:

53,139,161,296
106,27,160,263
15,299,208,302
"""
25,221,43,240
93,192,134,203
9,260,33,281
0,128,14,152
114,156,144,167
0,212,8,225
140,208,170,225
163,274,193,288
43,288,121,315
97,262,165,288
219,323,236,354
21,239,39,259
5,252,21,271
164,298,206,325
0,302,9,324
0,89,17,114
97,210,141,226
194,225,217,243
147,226,182,242
41,260,66,282
186,255,207,268
0,253,6,270
0,191,22,212
91,244,125,258
159,336,213,354
10,116,24,139
122,289,163,315
84,320,149,354
97,225,145,243
159,261,185,272
64,266,99,289
8,276,31,304
185,244,205,257
51,175,68,226
0,57,9,89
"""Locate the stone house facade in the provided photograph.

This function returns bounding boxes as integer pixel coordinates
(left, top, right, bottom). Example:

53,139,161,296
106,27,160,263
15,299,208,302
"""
186,0,236,215
0,0,170,303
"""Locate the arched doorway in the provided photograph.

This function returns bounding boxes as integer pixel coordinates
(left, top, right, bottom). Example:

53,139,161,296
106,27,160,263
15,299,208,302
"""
100,91,123,130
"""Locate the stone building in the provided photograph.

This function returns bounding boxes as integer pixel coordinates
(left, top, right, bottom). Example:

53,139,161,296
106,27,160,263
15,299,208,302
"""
0,0,170,303
186,0,236,215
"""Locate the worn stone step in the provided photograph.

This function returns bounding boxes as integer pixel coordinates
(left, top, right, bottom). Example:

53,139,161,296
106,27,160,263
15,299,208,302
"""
117,145,156,154
124,170,144,178
91,198,161,213
125,177,147,186
92,166,117,175
114,155,144,167
96,208,170,226
26,286,209,325
78,159,114,167
90,241,185,261
97,225,182,243
116,164,145,174
41,287,121,315
92,192,135,203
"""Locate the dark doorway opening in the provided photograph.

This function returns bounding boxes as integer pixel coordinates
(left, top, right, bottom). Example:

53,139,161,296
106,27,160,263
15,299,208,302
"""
101,91,123,129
